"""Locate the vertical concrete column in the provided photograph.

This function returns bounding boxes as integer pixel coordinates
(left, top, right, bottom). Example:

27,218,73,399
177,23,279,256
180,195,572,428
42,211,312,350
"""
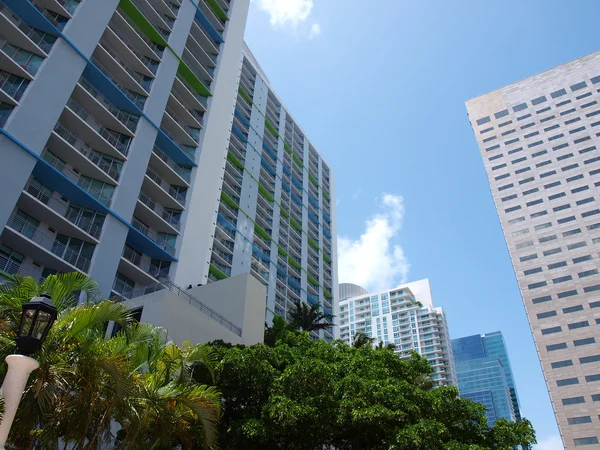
174,0,250,287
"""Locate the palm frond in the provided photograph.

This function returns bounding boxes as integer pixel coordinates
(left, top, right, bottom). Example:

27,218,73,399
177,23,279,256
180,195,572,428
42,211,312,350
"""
41,272,101,309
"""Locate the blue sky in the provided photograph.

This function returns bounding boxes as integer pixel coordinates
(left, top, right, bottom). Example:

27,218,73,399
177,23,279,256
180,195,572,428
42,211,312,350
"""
244,1,600,448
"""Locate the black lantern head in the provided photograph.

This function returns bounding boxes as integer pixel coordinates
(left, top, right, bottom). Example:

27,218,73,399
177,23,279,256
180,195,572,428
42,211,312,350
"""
16,292,58,355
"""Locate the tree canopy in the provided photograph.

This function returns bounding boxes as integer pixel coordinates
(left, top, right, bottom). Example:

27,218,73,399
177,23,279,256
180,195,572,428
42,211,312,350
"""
0,274,536,449
201,331,536,450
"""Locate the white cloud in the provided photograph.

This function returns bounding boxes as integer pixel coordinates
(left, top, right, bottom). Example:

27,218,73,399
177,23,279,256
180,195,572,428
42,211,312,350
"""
253,0,314,28
338,194,410,291
533,435,563,450
309,23,321,38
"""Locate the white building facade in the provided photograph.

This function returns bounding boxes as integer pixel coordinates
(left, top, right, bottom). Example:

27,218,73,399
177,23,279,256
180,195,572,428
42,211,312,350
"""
466,51,600,448
339,280,456,387
207,44,338,341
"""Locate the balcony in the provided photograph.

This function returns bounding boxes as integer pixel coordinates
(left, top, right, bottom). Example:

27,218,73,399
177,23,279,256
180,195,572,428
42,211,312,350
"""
52,122,122,183
0,39,42,79
198,0,225,32
215,217,235,241
168,92,203,129
173,75,207,112
131,217,176,256
5,212,92,273
120,244,169,285
164,106,201,145
0,70,29,104
212,248,232,267
131,0,173,36
217,204,237,228
160,125,197,160
0,3,57,56
21,179,103,240
115,9,165,59
145,167,186,206
182,47,213,87
76,78,138,134
41,149,114,207
104,26,158,77
95,42,152,96
213,236,234,255
137,190,181,232
112,276,134,299
151,147,191,185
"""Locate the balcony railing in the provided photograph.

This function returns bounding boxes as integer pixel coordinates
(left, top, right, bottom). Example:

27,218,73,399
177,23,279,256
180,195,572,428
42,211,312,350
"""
79,78,139,132
31,1,69,31
54,122,122,181
153,147,191,183
112,277,134,298
99,41,153,92
116,10,165,58
41,149,114,207
7,212,92,272
0,70,29,102
91,57,147,110
0,38,42,76
138,191,181,230
161,126,197,159
24,179,103,238
146,167,186,204
131,217,176,255
122,245,169,279
108,24,159,74
66,99,131,156
0,1,57,53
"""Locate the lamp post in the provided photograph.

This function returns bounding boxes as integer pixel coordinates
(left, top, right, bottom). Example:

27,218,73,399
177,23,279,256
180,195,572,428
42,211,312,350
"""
0,293,57,449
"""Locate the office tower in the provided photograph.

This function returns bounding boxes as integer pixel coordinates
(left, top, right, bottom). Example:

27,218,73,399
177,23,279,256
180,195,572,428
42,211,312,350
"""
209,43,338,340
338,280,457,386
452,332,522,427
466,51,600,448
0,0,252,296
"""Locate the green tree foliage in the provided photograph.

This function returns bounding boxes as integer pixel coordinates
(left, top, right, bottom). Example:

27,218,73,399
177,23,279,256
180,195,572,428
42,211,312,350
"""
0,274,220,450
352,331,377,348
198,331,536,450
288,300,334,332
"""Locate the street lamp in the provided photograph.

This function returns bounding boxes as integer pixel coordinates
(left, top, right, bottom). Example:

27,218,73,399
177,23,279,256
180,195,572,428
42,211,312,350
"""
0,293,57,449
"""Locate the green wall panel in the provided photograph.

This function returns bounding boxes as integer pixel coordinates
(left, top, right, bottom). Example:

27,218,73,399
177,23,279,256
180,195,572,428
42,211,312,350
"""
209,264,228,280
206,0,229,21
227,152,245,170
119,0,169,46
220,192,239,210
254,223,272,242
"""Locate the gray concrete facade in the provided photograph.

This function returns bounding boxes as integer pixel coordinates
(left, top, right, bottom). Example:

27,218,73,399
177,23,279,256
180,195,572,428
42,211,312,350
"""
0,0,250,302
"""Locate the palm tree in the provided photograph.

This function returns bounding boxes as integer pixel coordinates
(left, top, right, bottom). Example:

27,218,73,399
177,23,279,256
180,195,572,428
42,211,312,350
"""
264,313,294,346
0,273,221,450
0,273,135,448
376,341,397,351
115,334,221,449
352,332,376,348
288,300,335,332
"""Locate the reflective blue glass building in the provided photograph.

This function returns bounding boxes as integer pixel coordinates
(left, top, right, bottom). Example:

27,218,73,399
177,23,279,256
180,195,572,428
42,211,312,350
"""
451,332,522,427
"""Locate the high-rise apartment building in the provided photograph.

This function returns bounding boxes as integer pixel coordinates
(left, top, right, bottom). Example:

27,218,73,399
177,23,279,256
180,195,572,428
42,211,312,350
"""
339,280,457,386
209,44,338,340
0,0,250,299
452,332,522,427
466,51,600,448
